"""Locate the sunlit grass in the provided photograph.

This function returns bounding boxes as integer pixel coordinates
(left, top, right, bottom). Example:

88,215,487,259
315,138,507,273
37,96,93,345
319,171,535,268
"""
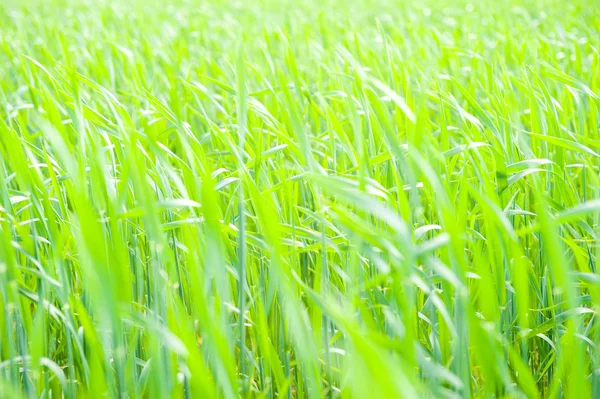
1,0,599,397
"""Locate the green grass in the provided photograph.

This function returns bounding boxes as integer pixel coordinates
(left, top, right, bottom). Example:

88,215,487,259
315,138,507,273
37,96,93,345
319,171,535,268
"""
1,0,599,397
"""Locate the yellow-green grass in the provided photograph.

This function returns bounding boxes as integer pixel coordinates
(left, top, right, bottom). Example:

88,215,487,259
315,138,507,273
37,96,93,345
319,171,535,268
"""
1,0,599,397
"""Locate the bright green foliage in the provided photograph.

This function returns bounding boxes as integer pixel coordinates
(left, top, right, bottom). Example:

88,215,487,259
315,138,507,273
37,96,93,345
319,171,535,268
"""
1,0,599,397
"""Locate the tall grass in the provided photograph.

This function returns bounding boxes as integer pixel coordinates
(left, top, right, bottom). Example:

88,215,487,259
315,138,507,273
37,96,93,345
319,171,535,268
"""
1,0,599,397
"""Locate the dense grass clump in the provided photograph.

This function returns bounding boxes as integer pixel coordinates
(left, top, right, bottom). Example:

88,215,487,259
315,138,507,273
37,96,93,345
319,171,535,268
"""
1,0,599,397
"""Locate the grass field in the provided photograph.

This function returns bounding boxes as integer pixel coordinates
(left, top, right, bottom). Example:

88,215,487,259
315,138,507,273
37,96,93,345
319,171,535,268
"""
1,0,600,397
